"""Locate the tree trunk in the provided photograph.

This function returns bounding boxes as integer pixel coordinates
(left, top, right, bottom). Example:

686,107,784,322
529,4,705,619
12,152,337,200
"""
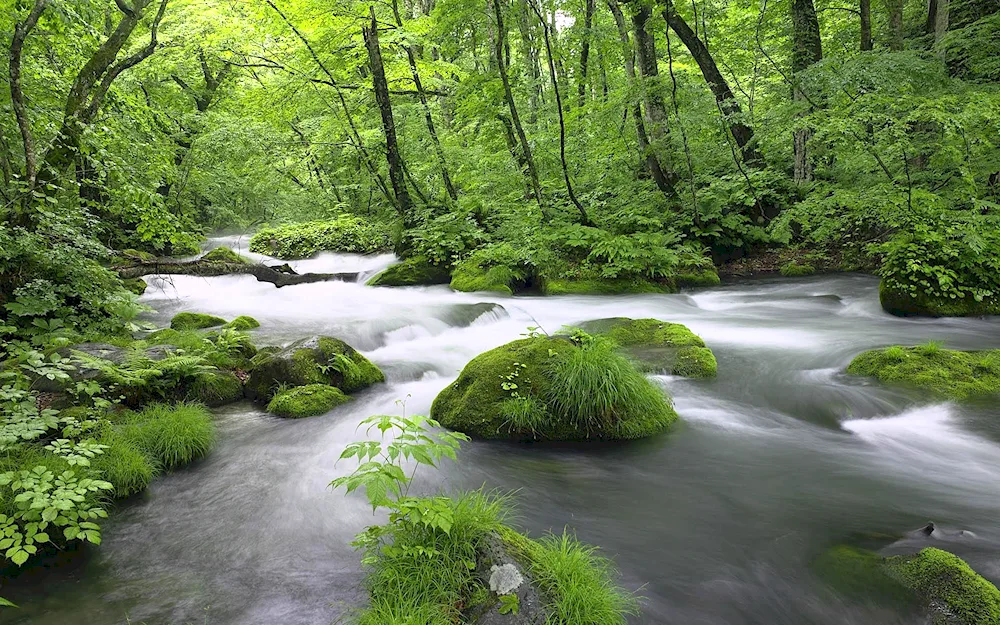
578,0,596,107
391,0,458,201
631,4,679,195
924,0,938,34
491,0,543,204
363,7,413,224
887,0,904,50
662,0,762,166
934,0,950,56
791,0,822,183
860,0,873,50
607,0,673,195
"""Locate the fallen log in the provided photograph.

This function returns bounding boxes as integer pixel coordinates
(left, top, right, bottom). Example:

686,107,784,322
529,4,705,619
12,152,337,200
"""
116,259,359,288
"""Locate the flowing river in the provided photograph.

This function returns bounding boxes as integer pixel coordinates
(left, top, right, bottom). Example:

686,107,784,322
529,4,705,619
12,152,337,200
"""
4,235,1000,625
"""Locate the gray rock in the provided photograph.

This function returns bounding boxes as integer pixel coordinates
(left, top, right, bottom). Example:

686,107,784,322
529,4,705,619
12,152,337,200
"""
467,532,548,625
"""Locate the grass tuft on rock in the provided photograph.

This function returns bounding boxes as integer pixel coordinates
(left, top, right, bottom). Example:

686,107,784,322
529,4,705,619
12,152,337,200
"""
575,317,717,378
267,384,350,418
170,312,227,331
847,344,1000,400
117,403,215,470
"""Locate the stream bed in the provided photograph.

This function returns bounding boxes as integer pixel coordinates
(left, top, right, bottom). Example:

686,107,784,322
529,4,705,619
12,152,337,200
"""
4,236,1000,625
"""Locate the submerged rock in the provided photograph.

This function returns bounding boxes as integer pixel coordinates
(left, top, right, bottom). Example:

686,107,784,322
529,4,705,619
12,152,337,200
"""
367,256,452,287
816,545,1000,625
441,303,509,328
846,344,1000,400
431,335,677,441
246,336,384,401
266,384,350,418
880,281,1000,318
574,317,717,378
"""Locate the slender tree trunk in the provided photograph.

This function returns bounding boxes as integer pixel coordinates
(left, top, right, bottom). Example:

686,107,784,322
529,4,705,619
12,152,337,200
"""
791,0,822,183
860,0,873,50
934,0,950,56
578,0,596,107
516,2,542,123
363,7,413,224
631,4,679,195
887,0,904,50
529,0,589,224
9,0,48,187
607,0,673,195
924,0,938,34
662,0,762,166
491,0,543,204
391,0,458,201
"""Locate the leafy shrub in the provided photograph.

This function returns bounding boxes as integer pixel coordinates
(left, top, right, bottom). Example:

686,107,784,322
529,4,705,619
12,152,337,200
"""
248,216,392,258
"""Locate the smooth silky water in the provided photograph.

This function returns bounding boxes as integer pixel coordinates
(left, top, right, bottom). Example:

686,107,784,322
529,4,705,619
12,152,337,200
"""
4,239,1000,625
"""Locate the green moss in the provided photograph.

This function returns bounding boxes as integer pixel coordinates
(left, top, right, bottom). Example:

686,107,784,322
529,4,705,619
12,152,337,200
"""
202,247,251,264
779,262,816,277
540,277,675,295
676,268,722,287
246,336,384,401
123,278,147,295
248,217,392,259
223,315,260,331
187,370,244,407
121,248,156,262
90,428,157,498
367,257,452,287
886,548,1000,625
170,312,227,331
117,403,215,470
846,345,1000,400
450,260,519,294
266,384,350,418
576,318,717,378
879,281,1000,317
431,335,677,441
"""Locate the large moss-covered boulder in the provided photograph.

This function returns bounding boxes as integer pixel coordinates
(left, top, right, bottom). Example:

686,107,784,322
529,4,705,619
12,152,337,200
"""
816,546,1000,625
170,312,227,330
224,315,261,331
539,277,674,295
847,344,1000,400
431,335,677,441
246,336,384,401
575,318,717,378
367,256,452,287
266,384,351,418
880,281,1000,317
187,370,245,407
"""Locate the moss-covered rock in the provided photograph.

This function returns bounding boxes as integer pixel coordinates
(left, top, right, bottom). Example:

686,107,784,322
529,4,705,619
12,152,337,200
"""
202,247,252,264
575,318,717,378
431,335,678,441
539,277,675,295
450,260,524,294
246,336,384,401
676,268,722,287
170,312,227,330
266,384,350,418
123,277,147,296
779,262,816,277
846,344,1000,400
880,281,1000,318
816,546,1000,625
187,370,245,407
223,315,261,331
367,256,452,287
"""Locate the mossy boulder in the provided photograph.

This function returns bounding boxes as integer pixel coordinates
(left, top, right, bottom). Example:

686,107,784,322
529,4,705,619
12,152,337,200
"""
880,281,1000,317
170,312,227,330
676,268,722,287
575,318,717,378
223,315,261,331
451,260,525,295
779,262,816,277
187,370,245,407
816,546,1000,625
201,247,251,264
847,344,1000,400
539,277,675,295
367,256,452,287
246,336,384,401
123,277,147,296
431,335,678,441
266,384,350,418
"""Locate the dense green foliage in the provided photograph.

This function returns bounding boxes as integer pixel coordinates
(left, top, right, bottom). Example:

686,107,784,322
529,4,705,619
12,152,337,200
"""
847,343,1000,400
248,217,392,259
432,333,678,440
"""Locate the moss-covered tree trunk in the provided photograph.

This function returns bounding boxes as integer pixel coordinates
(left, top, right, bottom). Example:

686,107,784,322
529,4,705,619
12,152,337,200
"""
791,0,822,183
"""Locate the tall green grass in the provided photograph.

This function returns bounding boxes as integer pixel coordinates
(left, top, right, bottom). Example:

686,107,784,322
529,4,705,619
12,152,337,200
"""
91,428,158,498
118,403,215,470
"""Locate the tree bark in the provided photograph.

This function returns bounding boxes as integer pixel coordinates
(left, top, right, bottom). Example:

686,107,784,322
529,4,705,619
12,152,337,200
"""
607,0,673,194
791,0,822,183
860,0,873,50
631,4,679,195
529,0,589,225
578,0,596,107
492,0,543,204
887,0,904,50
391,0,458,201
9,0,49,186
924,0,937,34
933,0,950,56
662,0,762,166
117,258,362,288
363,6,414,225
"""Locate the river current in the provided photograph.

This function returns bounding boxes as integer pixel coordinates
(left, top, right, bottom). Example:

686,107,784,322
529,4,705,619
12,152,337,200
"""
4,234,1000,625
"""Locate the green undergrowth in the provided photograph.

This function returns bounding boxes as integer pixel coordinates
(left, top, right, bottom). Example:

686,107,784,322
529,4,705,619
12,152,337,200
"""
431,333,677,440
248,216,392,259
847,343,1000,400
266,384,350,418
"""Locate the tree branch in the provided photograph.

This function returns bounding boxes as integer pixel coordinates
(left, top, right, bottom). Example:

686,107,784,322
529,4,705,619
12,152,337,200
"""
9,0,49,183
114,0,136,16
